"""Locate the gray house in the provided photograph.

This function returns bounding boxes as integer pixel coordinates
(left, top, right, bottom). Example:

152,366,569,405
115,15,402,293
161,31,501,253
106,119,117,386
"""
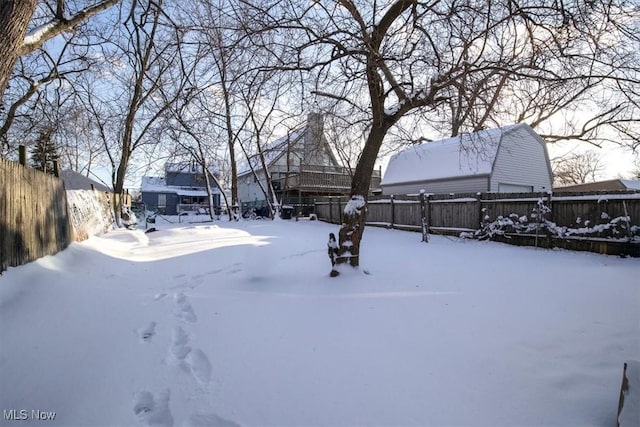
381,123,553,195
238,113,381,214
141,162,221,215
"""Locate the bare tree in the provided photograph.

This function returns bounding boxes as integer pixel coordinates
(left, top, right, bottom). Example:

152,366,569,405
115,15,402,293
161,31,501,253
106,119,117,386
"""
168,115,227,221
0,31,93,151
187,0,286,217
205,19,243,214
105,0,191,224
162,38,234,221
240,0,640,273
0,0,122,101
56,98,107,177
240,72,291,218
552,151,605,186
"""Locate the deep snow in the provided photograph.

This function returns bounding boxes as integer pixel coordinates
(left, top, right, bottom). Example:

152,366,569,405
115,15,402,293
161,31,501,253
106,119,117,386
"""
0,218,638,427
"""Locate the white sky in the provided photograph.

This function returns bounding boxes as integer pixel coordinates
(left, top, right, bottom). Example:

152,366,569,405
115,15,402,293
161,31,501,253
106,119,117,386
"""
547,140,637,180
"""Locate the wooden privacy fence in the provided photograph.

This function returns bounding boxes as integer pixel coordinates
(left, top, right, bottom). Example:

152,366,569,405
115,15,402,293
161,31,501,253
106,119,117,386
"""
314,191,640,256
1,158,72,272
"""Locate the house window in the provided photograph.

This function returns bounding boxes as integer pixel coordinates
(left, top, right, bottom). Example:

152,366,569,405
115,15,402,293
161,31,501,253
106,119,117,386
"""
158,194,166,208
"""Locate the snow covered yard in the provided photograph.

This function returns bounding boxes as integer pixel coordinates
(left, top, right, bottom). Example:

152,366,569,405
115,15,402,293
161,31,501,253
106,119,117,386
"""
0,218,638,427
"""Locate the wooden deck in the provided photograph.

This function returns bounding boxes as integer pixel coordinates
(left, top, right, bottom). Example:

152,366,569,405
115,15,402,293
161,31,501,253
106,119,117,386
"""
271,165,381,193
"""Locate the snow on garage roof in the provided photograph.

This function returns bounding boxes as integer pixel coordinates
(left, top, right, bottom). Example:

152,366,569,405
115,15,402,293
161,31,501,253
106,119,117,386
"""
621,179,640,190
382,124,522,186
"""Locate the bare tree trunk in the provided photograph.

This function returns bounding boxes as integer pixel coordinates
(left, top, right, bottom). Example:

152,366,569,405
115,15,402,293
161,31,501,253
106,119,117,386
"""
256,137,276,219
334,123,388,272
222,87,239,219
207,168,230,218
113,149,130,226
0,0,37,101
237,140,274,218
333,42,394,273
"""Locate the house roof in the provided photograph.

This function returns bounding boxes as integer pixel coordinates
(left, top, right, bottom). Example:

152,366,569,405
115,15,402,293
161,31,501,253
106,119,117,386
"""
554,179,640,192
237,127,306,176
60,169,112,192
141,176,219,197
382,124,528,186
236,112,340,177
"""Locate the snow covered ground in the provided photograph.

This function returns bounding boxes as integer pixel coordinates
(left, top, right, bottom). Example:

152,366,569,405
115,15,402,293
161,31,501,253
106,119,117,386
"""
0,217,638,427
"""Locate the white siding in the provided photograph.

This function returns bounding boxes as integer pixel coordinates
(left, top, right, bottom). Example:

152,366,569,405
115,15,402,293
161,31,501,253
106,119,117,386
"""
498,183,533,192
302,136,337,167
238,170,270,205
382,176,489,195
490,126,552,192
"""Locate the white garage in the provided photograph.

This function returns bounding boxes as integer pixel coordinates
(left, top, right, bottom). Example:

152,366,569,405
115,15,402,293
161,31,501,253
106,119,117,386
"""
381,123,553,195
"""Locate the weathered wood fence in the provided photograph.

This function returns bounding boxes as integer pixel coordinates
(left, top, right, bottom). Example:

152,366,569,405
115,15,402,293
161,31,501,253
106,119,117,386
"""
315,191,640,256
1,158,72,272
0,158,124,273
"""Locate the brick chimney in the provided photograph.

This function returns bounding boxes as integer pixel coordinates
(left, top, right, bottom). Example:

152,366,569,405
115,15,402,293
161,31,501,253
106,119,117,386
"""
303,112,324,163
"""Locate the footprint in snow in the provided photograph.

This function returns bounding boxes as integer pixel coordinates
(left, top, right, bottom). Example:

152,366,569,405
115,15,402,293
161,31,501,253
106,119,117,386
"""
166,327,211,385
186,349,212,386
174,293,197,323
137,322,157,343
167,326,191,365
182,412,241,427
133,389,174,427
154,293,168,301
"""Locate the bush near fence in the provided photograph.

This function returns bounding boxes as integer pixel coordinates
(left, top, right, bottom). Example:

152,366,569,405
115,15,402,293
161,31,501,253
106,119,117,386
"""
314,191,640,257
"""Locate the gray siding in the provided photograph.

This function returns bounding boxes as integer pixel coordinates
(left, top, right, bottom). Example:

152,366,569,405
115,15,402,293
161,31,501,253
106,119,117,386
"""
490,126,552,192
166,172,206,187
382,175,489,195
142,192,179,215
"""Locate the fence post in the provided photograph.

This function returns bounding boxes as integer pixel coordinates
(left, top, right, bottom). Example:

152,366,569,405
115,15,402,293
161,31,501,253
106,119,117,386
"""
477,192,483,229
19,145,27,166
338,197,343,223
53,160,59,177
390,194,395,229
420,190,428,242
426,193,432,235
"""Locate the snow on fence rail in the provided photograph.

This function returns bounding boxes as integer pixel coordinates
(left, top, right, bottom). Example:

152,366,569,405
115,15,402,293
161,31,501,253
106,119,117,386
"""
314,191,640,256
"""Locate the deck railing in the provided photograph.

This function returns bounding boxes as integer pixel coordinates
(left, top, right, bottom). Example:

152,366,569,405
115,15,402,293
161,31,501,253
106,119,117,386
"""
271,165,381,192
